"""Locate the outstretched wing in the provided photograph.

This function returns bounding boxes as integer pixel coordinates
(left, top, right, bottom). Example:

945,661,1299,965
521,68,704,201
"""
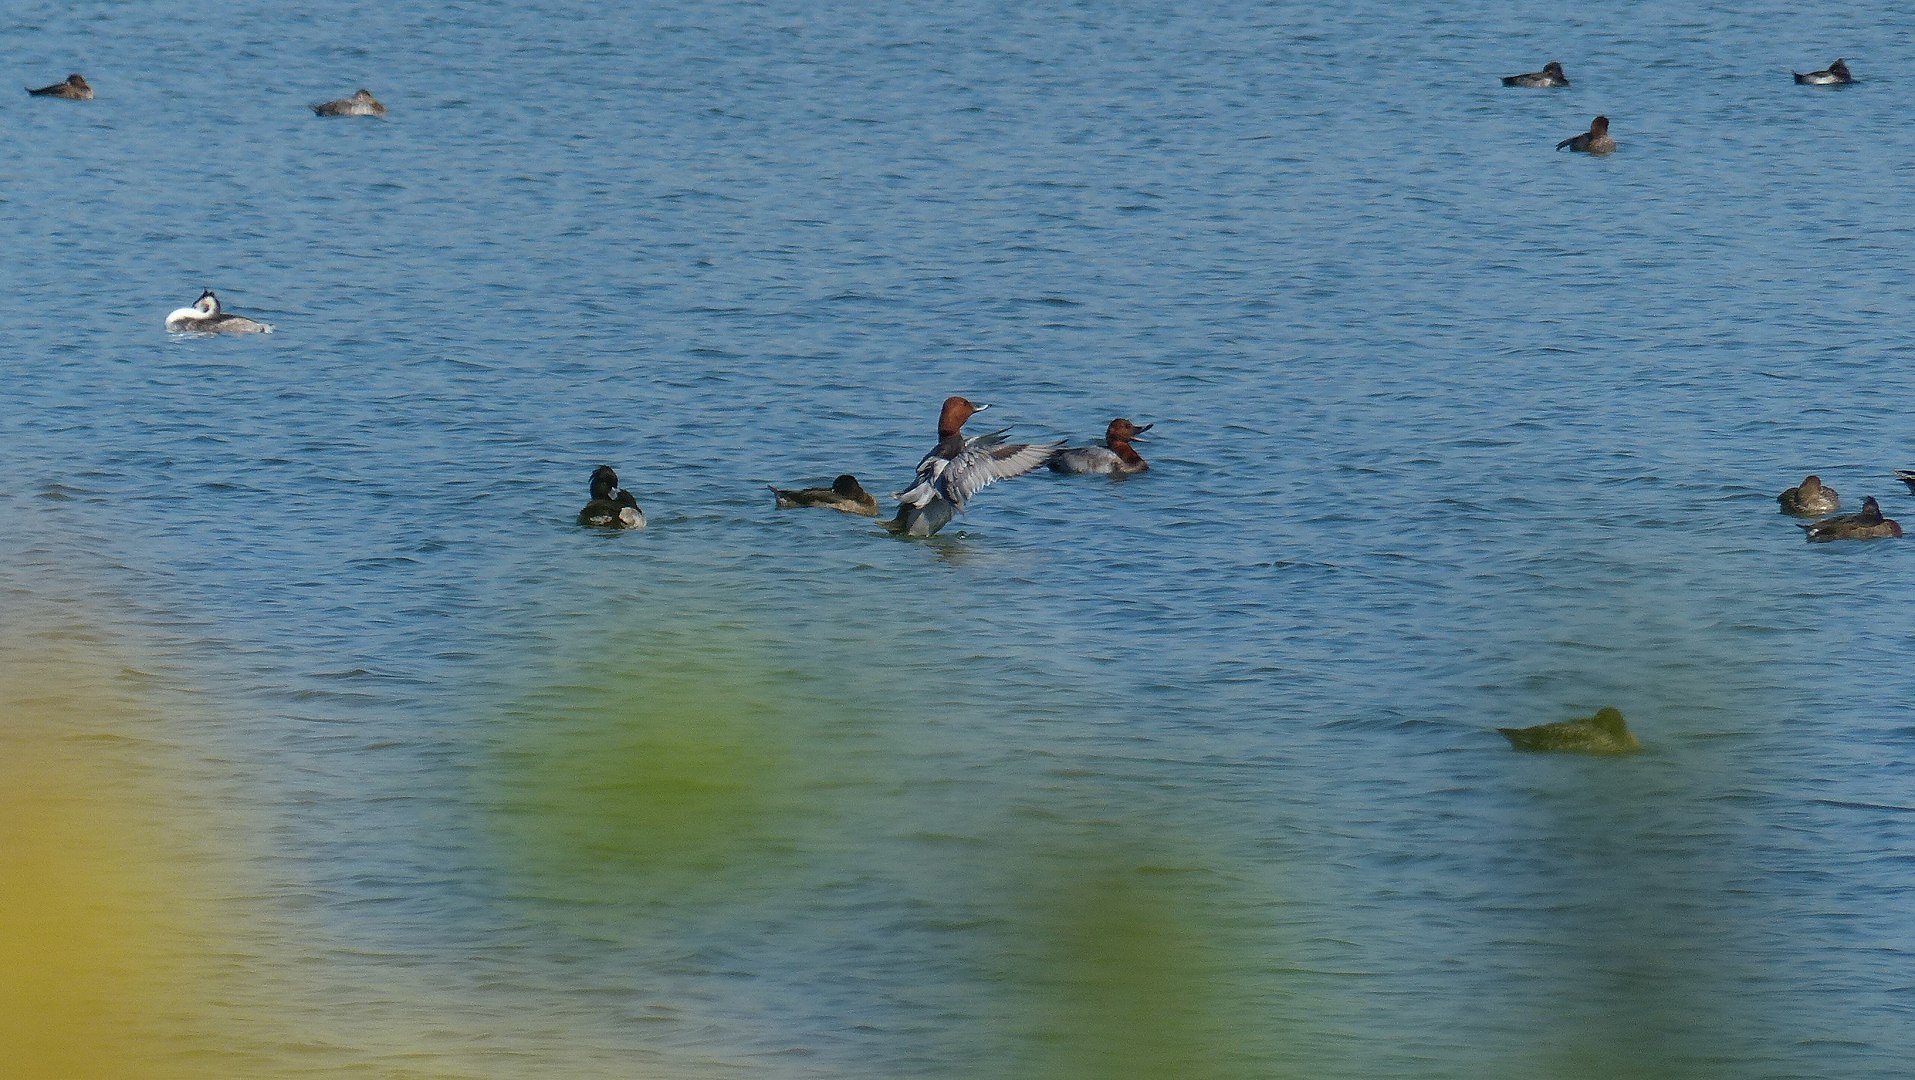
936,430,1059,510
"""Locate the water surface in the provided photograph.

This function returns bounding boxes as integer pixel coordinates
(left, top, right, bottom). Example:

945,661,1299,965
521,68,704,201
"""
5,1,1915,1076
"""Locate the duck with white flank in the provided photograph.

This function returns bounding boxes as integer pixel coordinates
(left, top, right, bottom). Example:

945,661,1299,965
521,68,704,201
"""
1050,418,1152,476
1793,59,1852,86
164,290,273,334
578,465,644,529
1501,62,1568,88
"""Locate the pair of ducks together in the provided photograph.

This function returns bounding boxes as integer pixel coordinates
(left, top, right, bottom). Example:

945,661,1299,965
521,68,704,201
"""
1502,58,1853,156
28,73,385,116
1777,475,1904,541
1497,62,1617,155
1502,57,1851,90
580,398,1153,534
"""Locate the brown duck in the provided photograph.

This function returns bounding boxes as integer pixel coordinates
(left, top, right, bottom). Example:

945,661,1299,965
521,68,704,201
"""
1778,475,1839,516
1802,496,1901,542
769,474,878,516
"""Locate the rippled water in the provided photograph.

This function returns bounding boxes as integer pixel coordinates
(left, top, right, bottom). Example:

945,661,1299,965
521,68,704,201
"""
7,1,1915,1076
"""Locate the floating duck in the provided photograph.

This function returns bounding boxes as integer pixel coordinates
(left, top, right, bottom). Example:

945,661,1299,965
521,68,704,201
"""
578,465,644,529
313,89,386,117
770,474,879,516
1778,475,1839,516
1050,418,1152,476
164,290,273,334
27,74,91,100
1502,62,1568,88
1802,496,1900,542
1556,115,1615,154
1793,59,1852,86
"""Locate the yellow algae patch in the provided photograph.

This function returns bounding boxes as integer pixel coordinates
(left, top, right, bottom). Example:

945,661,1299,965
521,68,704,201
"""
0,647,236,1080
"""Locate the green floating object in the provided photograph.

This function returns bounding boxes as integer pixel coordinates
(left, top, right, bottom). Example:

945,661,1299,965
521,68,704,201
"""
1498,707,1642,754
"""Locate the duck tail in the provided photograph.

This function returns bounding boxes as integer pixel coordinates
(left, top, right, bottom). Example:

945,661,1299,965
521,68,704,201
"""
1896,470,1915,494
1792,72,1809,84
1555,137,1573,151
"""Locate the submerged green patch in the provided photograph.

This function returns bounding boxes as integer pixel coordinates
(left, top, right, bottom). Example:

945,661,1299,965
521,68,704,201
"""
481,622,846,905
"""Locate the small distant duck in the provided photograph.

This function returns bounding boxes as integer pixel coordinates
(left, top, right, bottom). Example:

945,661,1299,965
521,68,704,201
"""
769,474,879,516
1556,115,1615,154
1894,470,1915,495
1498,707,1642,754
1802,495,1900,542
578,465,645,529
1502,62,1568,88
28,73,92,99
1793,59,1852,86
312,89,386,117
1050,418,1152,476
164,290,273,334
1778,475,1840,516
884,396,1058,538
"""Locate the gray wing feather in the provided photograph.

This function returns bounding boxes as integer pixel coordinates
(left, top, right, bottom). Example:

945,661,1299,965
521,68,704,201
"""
937,439,1059,509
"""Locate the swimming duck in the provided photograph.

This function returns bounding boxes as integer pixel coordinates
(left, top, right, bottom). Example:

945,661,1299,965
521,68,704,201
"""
1802,496,1900,541
312,89,386,117
1894,470,1915,495
578,465,644,529
1502,62,1568,88
1793,59,1852,86
770,474,879,516
884,396,1058,538
164,290,273,334
27,74,92,99
1050,418,1152,475
1556,115,1615,154
1778,475,1840,516
1498,707,1641,754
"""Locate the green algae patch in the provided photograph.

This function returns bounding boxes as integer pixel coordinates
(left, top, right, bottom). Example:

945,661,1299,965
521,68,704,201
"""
977,825,1295,1080
479,621,854,908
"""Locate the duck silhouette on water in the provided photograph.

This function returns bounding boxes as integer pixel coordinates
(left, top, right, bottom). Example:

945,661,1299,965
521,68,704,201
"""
27,74,91,99
1556,116,1615,154
769,474,878,516
884,396,1057,538
1502,62,1568,88
1801,496,1900,541
1498,707,1641,754
313,89,386,116
1794,59,1852,86
1778,475,1839,516
578,465,644,529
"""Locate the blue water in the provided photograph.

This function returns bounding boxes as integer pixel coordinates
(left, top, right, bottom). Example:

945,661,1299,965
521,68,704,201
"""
7,1,1915,1076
